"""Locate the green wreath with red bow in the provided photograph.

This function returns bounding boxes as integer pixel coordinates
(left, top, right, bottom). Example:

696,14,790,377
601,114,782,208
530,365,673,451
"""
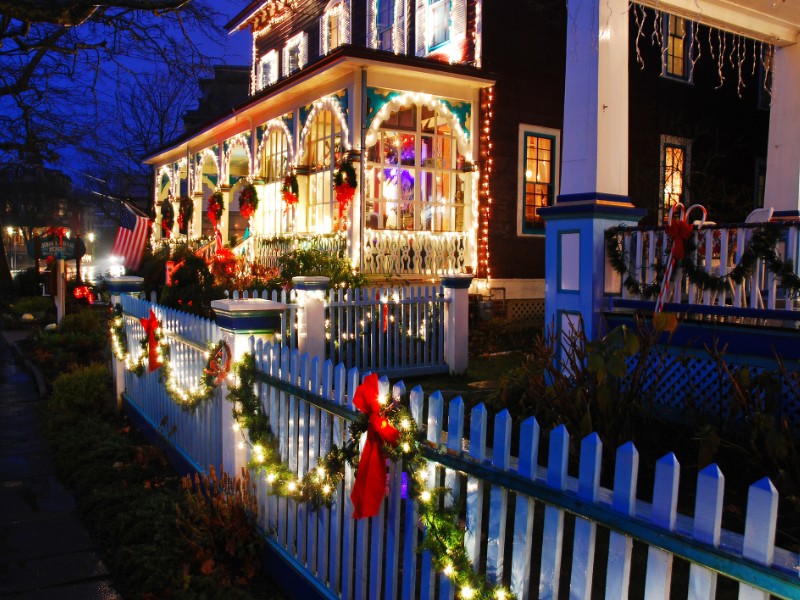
333,160,357,224
208,191,224,227
238,184,259,220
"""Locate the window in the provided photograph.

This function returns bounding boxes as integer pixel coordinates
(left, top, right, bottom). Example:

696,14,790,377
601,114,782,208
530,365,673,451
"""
258,126,291,234
518,126,559,234
283,32,307,77
660,135,691,219
376,0,394,50
303,109,345,233
663,14,692,81
429,0,450,49
321,1,350,55
259,50,278,90
365,101,468,233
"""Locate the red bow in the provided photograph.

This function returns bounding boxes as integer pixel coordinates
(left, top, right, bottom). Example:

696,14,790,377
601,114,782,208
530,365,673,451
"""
139,310,162,372
336,182,355,221
350,373,399,519
665,219,693,260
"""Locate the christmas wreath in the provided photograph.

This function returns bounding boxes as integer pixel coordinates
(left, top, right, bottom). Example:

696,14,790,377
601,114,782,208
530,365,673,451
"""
208,191,224,227
161,200,174,236
281,172,299,211
333,160,357,223
177,196,193,234
238,184,259,220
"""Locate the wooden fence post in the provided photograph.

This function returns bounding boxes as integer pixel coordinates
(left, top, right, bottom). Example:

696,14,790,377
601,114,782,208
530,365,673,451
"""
211,297,286,477
293,276,330,364
441,274,473,375
107,276,144,411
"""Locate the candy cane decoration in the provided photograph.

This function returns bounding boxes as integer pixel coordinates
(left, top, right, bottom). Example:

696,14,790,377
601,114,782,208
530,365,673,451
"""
655,202,708,314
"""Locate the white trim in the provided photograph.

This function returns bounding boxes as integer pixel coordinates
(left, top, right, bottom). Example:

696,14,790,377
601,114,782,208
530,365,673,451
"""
258,50,279,90
283,32,308,77
517,124,561,237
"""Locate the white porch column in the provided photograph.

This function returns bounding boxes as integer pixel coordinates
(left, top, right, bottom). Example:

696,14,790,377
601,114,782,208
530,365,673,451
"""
560,0,629,199
219,186,231,247
764,42,800,219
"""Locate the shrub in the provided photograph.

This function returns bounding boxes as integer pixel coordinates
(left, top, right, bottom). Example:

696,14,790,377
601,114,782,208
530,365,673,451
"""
177,466,264,589
9,295,55,323
30,308,108,374
160,253,225,317
50,363,113,417
278,248,367,290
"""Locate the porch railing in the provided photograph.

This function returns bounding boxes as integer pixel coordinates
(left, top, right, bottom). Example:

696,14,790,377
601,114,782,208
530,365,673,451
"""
607,221,800,318
250,233,348,271
362,229,469,276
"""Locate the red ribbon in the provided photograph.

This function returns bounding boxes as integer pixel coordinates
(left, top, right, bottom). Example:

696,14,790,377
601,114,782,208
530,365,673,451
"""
336,182,355,221
665,219,693,260
350,373,399,519
139,309,162,372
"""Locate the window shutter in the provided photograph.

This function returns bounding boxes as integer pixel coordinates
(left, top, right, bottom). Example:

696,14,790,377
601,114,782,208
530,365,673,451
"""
415,0,427,56
451,0,466,42
282,46,289,77
396,0,406,54
366,0,376,48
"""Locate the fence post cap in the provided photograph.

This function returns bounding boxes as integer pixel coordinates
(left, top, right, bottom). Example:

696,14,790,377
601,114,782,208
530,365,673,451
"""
441,274,474,289
292,276,330,291
106,276,144,294
210,298,286,312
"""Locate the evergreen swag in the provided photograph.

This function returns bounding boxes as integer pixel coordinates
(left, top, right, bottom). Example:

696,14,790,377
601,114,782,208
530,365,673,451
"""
228,354,516,600
161,200,174,234
208,191,224,227
177,196,193,233
606,223,800,300
238,183,259,219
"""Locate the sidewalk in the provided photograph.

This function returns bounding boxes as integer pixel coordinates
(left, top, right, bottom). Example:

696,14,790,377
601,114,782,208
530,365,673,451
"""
0,329,118,599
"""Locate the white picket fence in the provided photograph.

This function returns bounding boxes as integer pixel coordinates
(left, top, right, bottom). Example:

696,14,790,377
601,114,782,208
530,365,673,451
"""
228,285,448,376
115,305,800,599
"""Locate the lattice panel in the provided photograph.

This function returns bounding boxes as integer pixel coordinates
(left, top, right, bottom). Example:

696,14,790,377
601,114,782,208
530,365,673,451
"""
629,351,800,428
506,299,545,325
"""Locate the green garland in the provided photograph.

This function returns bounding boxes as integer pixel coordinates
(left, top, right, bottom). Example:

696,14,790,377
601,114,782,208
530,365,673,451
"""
606,223,800,301
333,160,357,191
227,353,515,600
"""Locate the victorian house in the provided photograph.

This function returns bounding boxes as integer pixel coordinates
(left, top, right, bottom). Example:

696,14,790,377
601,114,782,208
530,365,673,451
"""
143,0,778,311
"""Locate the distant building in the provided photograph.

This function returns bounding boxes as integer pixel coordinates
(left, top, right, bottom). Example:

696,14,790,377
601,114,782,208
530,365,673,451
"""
183,66,251,130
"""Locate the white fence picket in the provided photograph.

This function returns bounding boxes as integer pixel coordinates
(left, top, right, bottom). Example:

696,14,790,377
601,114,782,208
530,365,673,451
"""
606,442,638,599
511,416,539,600
465,403,487,569
419,391,443,600
539,424,568,598
487,410,511,584
400,386,425,600
439,396,465,600
688,464,725,599
569,433,602,600
739,478,779,600
644,453,680,600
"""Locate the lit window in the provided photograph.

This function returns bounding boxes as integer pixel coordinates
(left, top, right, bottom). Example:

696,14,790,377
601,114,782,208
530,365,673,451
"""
283,32,308,77
519,127,559,234
660,136,691,217
259,50,278,90
258,124,291,235
365,100,468,233
429,0,450,49
663,14,692,81
321,1,350,55
303,108,345,233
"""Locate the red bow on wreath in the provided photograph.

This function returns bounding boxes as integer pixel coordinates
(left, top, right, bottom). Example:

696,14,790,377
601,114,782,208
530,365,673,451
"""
46,227,67,244
350,373,399,519
203,341,231,386
139,310,162,372
336,182,355,221
665,219,693,260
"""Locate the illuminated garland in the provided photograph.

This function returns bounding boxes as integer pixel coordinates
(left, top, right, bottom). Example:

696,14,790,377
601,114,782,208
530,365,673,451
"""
177,196,193,233
109,307,231,408
606,224,800,300
238,184,259,220
281,172,299,211
228,354,515,600
208,191,224,227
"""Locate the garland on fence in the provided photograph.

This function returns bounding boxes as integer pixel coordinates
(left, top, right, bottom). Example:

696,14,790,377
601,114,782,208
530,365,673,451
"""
227,354,515,600
109,307,231,408
605,224,800,301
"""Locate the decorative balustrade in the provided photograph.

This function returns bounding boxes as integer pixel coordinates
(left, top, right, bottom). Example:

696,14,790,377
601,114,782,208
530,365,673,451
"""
251,233,348,270
362,229,469,276
606,221,800,318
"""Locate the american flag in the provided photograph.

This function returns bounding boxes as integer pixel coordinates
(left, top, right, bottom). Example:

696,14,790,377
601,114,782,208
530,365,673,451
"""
112,204,150,271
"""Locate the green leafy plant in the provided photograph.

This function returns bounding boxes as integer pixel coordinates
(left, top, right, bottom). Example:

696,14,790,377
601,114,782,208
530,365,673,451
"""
160,253,225,317
277,248,367,290
50,363,113,418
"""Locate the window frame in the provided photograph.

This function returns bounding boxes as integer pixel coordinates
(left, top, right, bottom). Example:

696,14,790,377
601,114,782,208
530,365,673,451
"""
376,0,395,50
258,50,279,90
659,135,692,221
517,125,560,236
283,32,308,77
428,0,451,51
662,14,693,83
321,0,350,55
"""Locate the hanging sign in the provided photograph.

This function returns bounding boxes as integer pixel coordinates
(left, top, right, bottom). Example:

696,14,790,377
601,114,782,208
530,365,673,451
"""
27,235,76,260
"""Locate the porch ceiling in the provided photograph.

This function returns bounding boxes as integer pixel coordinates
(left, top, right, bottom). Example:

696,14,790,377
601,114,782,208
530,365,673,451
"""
636,0,800,45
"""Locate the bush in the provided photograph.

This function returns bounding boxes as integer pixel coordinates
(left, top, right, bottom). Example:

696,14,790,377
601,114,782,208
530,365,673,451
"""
50,363,113,417
29,308,108,375
277,249,367,290
13,267,44,297
160,253,226,317
8,295,55,323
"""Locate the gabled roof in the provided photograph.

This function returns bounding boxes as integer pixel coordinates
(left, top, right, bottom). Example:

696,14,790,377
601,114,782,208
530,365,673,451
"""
226,0,296,34
143,45,496,165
